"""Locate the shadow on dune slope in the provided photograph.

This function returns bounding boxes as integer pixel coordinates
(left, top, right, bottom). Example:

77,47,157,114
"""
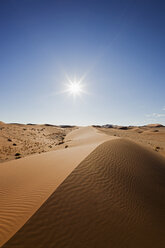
3,138,165,248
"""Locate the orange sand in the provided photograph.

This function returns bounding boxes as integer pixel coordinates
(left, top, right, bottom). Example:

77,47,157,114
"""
0,127,111,246
0,122,74,163
3,138,165,248
98,125,165,157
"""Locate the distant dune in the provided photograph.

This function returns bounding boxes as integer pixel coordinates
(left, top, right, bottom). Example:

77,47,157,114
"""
146,123,164,128
3,138,165,248
1,121,165,162
98,124,165,157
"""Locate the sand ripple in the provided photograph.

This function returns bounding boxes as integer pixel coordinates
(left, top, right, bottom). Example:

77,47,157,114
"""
3,138,165,247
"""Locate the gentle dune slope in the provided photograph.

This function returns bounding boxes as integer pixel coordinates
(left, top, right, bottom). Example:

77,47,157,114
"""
3,139,165,248
0,127,111,246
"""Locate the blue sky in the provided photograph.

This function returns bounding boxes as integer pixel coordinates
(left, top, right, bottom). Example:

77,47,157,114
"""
0,0,165,125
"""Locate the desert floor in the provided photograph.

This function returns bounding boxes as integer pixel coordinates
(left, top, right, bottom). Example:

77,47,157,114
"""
0,124,165,247
0,121,74,163
97,124,165,157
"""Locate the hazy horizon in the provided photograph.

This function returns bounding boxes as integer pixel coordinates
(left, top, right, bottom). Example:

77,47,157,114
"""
1,0,165,126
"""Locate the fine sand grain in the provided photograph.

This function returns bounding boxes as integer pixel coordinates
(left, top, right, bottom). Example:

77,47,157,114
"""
0,127,111,246
3,138,165,248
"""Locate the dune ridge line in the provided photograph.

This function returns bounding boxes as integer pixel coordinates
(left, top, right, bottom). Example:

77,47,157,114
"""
2,138,165,248
0,126,112,246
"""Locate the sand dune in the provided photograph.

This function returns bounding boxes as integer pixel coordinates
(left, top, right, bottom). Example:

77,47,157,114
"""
146,123,164,128
0,126,111,246
3,138,165,248
99,125,165,157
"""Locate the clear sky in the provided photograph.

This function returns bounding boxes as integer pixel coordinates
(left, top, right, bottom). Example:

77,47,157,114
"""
0,0,165,126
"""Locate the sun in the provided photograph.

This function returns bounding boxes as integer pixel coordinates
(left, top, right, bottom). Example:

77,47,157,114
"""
62,74,87,98
66,81,83,96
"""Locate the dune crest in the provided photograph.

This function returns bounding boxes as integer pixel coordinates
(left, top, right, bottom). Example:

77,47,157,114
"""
3,138,165,248
0,126,111,246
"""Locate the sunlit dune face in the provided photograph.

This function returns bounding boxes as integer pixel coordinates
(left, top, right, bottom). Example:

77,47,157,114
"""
66,81,83,96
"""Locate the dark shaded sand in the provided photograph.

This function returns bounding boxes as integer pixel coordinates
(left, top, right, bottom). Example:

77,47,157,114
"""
3,138,165,248
0,127,110,246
